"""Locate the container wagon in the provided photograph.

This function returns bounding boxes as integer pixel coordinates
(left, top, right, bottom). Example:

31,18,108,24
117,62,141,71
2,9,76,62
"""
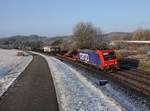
43,46,61,54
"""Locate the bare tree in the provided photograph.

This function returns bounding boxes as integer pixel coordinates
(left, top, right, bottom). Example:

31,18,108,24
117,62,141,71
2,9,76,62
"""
60,39,73,51
132,28,144,40
95,32,109,49
143,29,150,40
132,28,150,40
73,22,108,49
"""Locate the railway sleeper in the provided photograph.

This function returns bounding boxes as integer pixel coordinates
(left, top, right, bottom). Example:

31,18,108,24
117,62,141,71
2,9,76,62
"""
117,71,150,85
122,70,150,80
109,73,150,96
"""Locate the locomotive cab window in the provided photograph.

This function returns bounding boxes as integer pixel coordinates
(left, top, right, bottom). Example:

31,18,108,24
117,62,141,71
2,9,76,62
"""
103,52,116,60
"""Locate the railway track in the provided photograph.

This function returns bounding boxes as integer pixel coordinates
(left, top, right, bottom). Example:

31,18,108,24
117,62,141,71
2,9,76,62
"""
120,70,150,80
56,54,150,96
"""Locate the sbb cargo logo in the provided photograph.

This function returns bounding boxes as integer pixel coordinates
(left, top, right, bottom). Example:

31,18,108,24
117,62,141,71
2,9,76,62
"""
79,53,89,62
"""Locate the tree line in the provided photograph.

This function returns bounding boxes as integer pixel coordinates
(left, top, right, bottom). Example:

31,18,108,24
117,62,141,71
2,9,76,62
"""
132,28,150,40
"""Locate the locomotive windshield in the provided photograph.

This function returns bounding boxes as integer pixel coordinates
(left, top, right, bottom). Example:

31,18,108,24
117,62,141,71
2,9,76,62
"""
103,52,116,60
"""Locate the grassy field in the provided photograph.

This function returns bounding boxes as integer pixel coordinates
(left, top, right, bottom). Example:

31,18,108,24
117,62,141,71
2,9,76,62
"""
138,62,150,71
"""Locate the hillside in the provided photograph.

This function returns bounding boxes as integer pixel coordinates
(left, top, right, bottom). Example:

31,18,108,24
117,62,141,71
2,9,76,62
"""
105,32,132,40
0,32,132,49
0,35,71,49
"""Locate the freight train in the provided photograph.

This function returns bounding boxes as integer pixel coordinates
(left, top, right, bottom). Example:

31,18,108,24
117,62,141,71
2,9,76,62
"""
76,49,118,72
42,46,118,72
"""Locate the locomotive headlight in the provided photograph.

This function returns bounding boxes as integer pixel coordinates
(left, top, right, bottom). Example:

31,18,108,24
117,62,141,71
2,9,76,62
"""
105,63,108,66
105,61,108,66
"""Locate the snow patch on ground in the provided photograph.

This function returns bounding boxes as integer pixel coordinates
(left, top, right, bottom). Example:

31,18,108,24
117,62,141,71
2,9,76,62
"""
65,60,150,111
47,57,124,111
33,52,125,111
0,49,33,96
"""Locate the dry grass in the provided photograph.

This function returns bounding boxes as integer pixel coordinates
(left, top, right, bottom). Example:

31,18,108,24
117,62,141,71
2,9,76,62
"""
115,50,150,72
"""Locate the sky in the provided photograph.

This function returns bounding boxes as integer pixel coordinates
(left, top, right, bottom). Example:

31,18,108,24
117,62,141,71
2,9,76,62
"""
0,0,150,37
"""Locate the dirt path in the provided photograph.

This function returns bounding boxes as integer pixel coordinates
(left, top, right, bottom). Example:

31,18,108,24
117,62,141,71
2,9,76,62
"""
0,55,59,111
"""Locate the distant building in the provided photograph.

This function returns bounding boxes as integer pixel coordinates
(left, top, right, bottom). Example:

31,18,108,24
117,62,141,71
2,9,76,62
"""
25,46,32,51
110,40,150,46
43,46,51,52
42,45,61,53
